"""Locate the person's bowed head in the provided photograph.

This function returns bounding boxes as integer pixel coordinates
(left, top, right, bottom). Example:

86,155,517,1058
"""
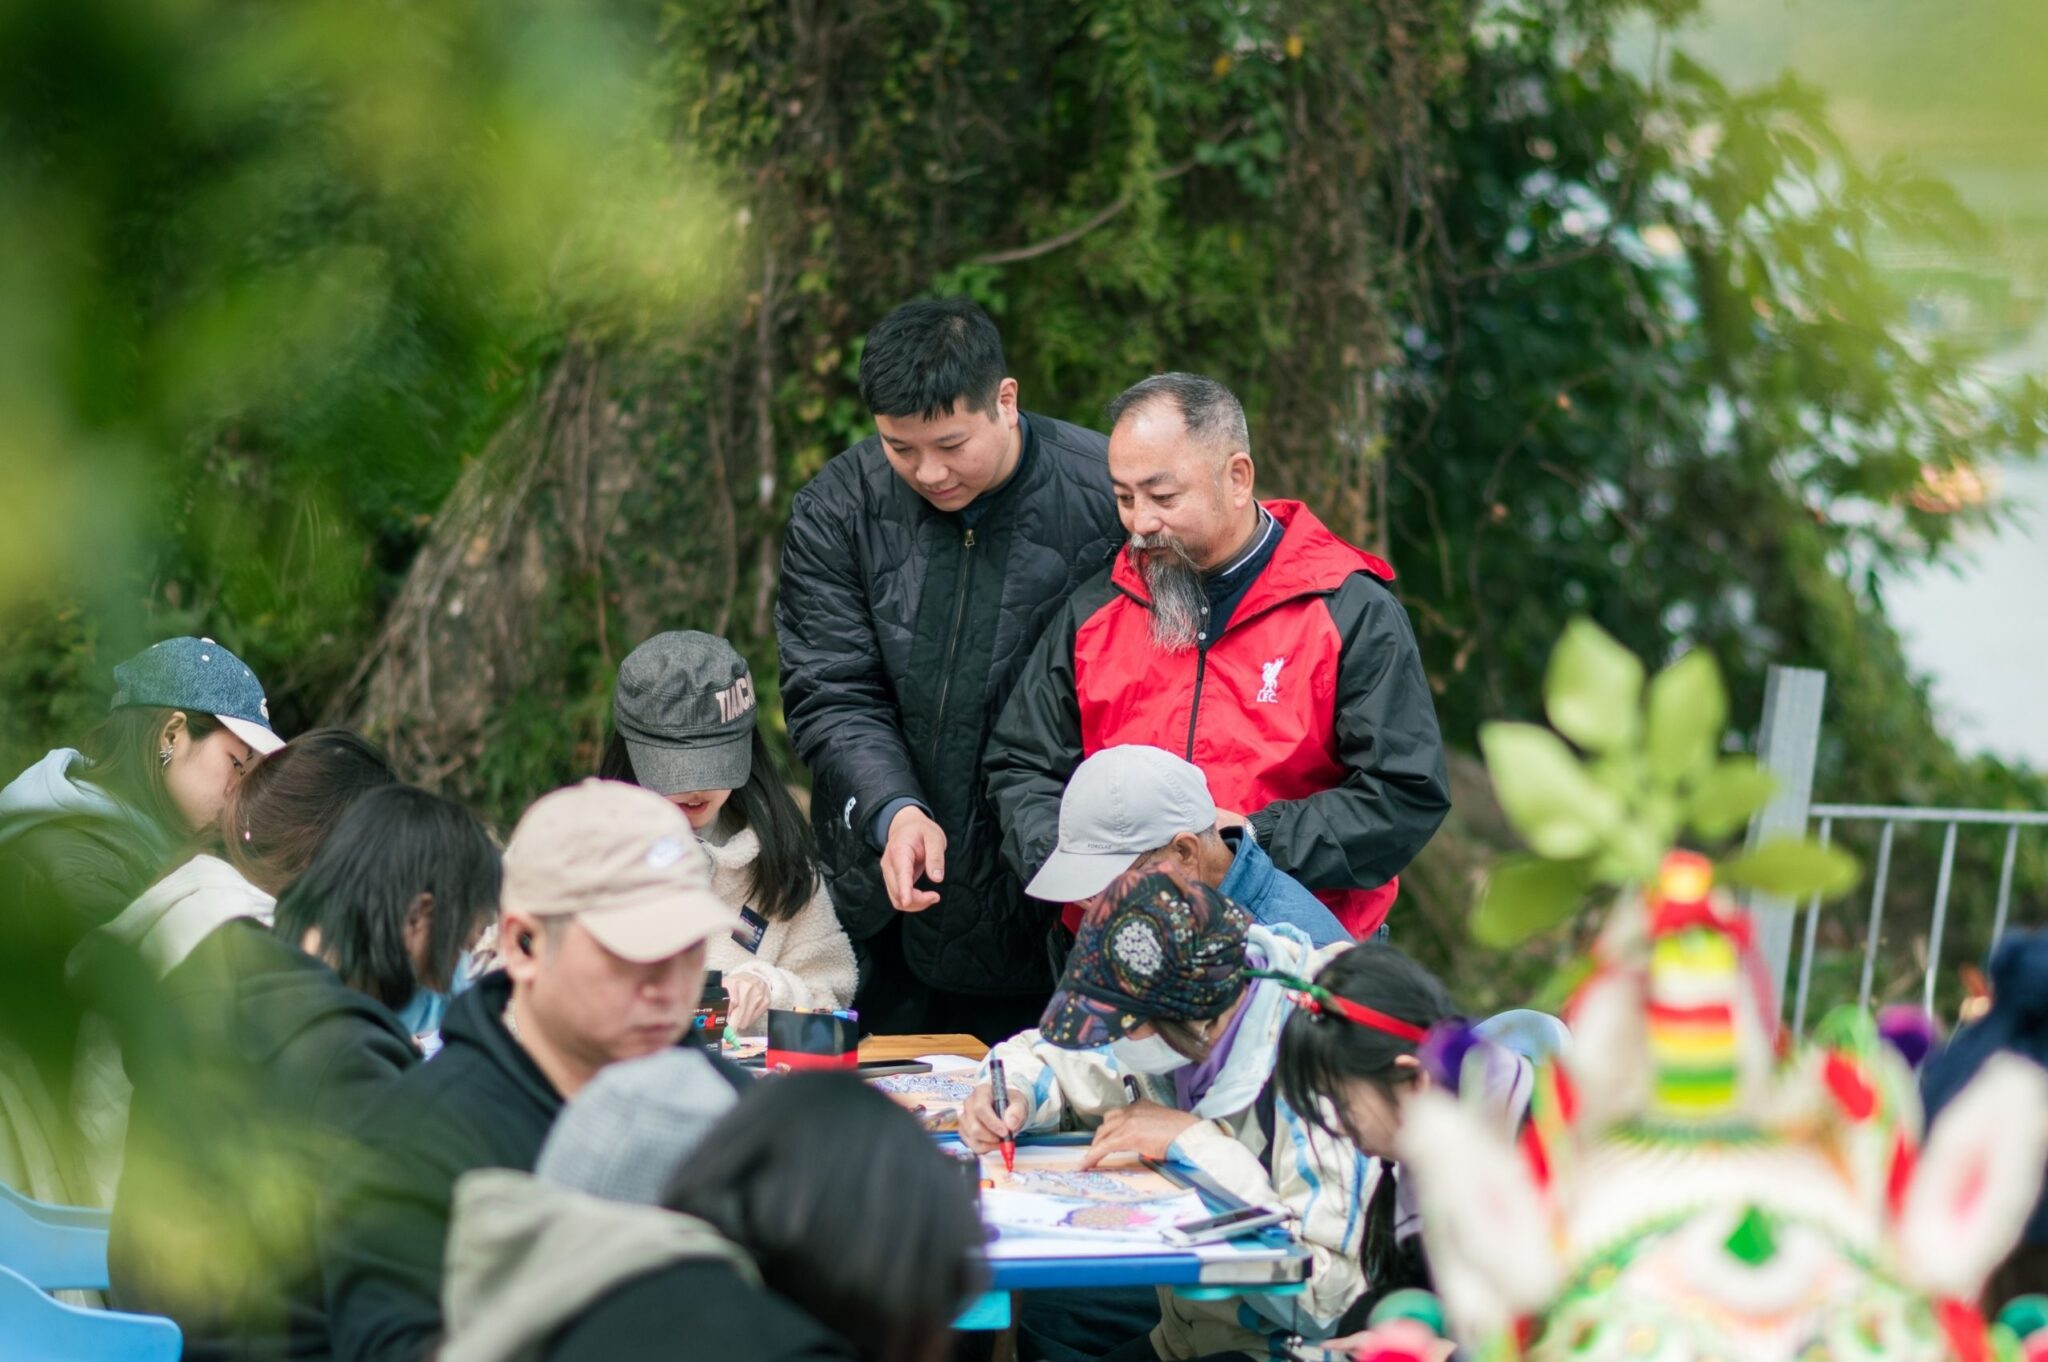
497,780,740,1082
961,861,1255,1165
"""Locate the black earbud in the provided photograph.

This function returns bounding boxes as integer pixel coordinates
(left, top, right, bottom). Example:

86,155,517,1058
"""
518,932,535,953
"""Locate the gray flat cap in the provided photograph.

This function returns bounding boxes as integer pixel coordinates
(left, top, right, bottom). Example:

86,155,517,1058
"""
613,631,757,795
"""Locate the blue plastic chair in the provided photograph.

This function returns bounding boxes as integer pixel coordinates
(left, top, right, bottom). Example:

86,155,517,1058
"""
0,1179,111,1291
0,1262,181,1360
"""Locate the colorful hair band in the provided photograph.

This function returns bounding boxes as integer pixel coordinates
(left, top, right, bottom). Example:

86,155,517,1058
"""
1245,968,1430,1042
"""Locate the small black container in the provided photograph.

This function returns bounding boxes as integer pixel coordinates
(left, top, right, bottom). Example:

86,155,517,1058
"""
694,970,729,1035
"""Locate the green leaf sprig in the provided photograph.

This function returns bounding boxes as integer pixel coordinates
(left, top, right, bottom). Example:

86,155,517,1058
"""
1474,618,1859,947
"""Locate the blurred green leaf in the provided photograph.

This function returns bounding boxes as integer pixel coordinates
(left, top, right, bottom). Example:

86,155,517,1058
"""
1544,617,1644,754
1719,838,1861,900
1590,821,1666,887
1473,854,1594,948
1532,955,1599,1014
1645,651,1727,788
1686,757,1779,840
1480,721,1624,858
1640,789,1683,847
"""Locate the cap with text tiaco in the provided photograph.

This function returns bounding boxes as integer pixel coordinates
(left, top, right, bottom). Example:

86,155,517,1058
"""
501,780,736,962
612,632,758,796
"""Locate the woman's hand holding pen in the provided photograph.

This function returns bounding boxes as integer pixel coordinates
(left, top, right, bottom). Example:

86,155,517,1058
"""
960,1080,1029,1154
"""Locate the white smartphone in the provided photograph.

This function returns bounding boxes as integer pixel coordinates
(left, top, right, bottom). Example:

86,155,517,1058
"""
1162,1203,1290,1246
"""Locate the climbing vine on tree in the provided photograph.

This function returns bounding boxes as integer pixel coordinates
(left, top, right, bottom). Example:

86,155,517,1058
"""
6,0,2043,1007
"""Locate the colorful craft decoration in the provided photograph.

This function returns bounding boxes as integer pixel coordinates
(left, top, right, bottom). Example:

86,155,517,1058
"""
1387,852,2048,1362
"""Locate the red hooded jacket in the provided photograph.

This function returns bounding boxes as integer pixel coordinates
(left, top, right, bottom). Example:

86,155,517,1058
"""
987,500,1451,938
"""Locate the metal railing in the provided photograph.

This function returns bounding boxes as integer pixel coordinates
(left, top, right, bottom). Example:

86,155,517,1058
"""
1786,805,2048,1035
1747,665,2045,1034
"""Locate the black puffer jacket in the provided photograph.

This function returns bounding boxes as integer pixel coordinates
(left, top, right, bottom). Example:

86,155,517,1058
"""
775,414,1122,994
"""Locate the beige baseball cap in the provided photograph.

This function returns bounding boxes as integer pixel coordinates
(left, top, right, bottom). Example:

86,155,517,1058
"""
501,779,737,963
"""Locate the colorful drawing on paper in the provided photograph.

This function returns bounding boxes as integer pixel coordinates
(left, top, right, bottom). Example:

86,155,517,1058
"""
1059,1202,1173,1232
972,1143,1206,1240
872,1071,976,1131
978,1144,1186,1200
988,1165,1186,1203
873,1072,976,1101
976,1181,1206,1240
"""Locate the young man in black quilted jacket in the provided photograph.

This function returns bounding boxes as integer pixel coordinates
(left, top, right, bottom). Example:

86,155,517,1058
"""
774,298,1121,1041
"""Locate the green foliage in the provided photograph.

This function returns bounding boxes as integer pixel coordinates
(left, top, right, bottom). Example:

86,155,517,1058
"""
1479,723,1625,860
1475,618,1858,945
1685,761,1779,841
1720,838,1861,900
0,0,729,747
1645,650,1727,786
1544,618,1645,754
1473,854,1594,948
5,0,2041,1009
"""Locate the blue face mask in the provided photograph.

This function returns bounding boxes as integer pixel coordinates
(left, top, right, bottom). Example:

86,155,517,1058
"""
396,988,447,1038
449,948,482,994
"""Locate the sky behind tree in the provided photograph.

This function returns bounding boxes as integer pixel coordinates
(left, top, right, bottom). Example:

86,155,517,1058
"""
1629,0,2048,770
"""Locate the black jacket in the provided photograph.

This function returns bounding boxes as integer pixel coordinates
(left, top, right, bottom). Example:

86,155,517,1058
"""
320,972,561,1362
775,413,1122,994
107,920,419,1362
320,974,754,1362
542,1259,857,1362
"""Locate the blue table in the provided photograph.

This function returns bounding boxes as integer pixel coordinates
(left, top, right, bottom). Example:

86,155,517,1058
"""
944,1135,1310,1331
959,1232,1307,1329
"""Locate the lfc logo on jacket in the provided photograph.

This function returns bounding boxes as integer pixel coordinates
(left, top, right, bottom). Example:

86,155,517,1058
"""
988,500,1452,940
1255,656,1286,704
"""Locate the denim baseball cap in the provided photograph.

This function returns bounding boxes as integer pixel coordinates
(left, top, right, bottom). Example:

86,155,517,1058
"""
110,637,284,755
612,632,757,795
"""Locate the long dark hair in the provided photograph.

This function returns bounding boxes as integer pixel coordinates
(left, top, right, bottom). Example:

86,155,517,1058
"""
663,1072,984,1362
598,728,819,921
272,786,501,1009
78,706,223,843
1274,944,1455,1144
1273,944,1454,1307
222,729,396,895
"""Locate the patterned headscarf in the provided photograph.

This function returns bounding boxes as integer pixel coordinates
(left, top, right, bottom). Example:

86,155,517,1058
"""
1038,860,1252,1049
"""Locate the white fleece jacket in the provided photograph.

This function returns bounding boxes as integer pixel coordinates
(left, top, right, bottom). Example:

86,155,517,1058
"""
68,854,276,1204
701,827,856,1032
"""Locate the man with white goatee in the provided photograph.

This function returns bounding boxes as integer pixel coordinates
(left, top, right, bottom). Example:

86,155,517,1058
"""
986,372,1451,944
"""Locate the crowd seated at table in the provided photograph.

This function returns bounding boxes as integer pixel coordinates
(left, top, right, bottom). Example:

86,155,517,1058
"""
2,298,2042,1362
